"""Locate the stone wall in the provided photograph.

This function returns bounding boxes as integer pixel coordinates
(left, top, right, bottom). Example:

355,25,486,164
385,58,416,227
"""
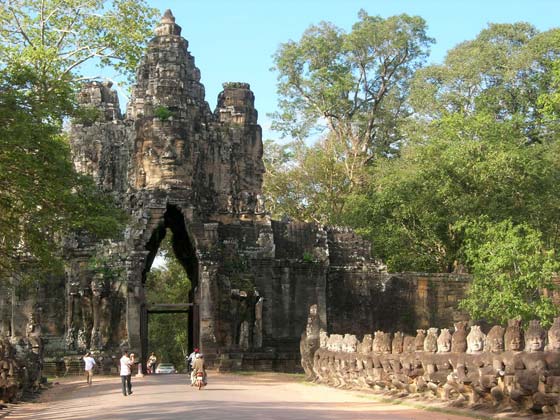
327,272,471,336
304,317,560,416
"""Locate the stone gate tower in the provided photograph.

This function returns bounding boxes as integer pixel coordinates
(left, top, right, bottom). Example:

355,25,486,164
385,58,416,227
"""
62,10,382,370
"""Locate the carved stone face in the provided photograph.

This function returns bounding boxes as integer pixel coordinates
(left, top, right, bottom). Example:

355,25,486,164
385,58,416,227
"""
309,304,317,317
136,132,188,189
505,318,523,351
467,326,485,354
549,318,560,351
437,328,452,353
424,328,438,353
486,326,505,353
525,320,546,352
526,335,544,352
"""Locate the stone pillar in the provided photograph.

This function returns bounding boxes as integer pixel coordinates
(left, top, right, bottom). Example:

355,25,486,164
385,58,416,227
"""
198,261,219,361
125,251,148,354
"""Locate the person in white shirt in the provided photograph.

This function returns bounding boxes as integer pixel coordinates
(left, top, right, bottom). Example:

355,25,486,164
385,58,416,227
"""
186,347,199,372
83,352,96,385
119,350,133,396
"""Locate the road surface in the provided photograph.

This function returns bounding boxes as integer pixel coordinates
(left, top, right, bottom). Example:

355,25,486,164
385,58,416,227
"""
4,372,481,420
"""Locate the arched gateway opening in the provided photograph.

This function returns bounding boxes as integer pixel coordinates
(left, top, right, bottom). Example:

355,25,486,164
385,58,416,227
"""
140,205,199,369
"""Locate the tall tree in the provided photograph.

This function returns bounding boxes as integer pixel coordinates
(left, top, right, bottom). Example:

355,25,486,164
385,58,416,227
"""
267,11,433,221
0,1,158,281
410,23,560,143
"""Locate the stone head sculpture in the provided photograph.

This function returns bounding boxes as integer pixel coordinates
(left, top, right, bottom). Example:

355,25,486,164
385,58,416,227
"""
414,329,426,352
342,334,358,353
380,332,392,353
319,329,328,349
359,334,373,354
467,325,486,354
392,331,405,354
372,331,385,353
548,317,560,352
525,320,546,352
505,317,524,351
437,328,452,353
485,325,505,353
403,336,416,353
424,328,438,353
451,321,468,353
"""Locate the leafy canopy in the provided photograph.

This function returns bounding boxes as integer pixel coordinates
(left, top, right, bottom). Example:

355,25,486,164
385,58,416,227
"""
267,10,433,222
0,0,158,280
458,219,559,326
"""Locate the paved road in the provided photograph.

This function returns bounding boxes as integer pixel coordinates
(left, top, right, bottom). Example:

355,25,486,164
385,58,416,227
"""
4,373,478,420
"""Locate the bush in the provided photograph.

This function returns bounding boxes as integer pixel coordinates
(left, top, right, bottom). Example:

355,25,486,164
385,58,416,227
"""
154,105,173,121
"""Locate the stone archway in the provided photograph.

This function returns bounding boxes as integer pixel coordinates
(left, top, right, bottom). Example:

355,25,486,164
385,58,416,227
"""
138,204,199,367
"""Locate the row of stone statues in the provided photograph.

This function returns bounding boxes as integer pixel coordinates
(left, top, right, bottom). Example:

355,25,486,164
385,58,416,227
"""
304,316,560,415
0,314,44,404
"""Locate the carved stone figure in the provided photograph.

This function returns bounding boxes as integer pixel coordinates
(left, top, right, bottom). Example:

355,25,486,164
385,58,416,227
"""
467,325,485,354
300,304,321,380
392,331,405,354
424,328,438,353
437,328,452,353
65,327,76,351
319,329,328,349
253,296,263,349
414,330,426,352
342,334,358,353
505,317,524,351
25,313,42,356
525,320,546,353
451,321,468,353
77,328,88,352
485,325,505,353
239,320,249,351
548,317,560,352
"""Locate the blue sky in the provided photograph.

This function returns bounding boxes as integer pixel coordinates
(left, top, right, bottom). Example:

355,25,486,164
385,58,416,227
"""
131,0,559,141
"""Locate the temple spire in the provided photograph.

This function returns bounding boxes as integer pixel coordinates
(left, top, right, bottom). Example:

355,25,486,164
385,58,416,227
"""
155,9,182,36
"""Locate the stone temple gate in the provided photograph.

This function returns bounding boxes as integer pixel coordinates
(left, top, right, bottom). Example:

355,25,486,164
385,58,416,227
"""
61,10,383,370
1,11,473,374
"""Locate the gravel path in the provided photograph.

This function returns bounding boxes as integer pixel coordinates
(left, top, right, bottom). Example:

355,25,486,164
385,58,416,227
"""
3,372,482,420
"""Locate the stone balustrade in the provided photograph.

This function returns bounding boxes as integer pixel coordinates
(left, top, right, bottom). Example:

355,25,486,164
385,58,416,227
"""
303,316,560,415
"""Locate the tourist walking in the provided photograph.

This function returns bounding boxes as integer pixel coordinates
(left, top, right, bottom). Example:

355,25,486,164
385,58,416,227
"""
83,352,96,385
147,352,157,374
119,350,133,396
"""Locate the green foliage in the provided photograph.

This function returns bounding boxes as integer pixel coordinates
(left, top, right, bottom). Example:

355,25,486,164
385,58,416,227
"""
145,233,191,369
88,253,124,280
345,113,560,272
263,138,352,224
0,67,127,279
222,82,248,89
267,11,433,223
458,219,559,326
73,106,103,126
410,24,560,143
0,0,159,87
153,105,173,121
0,0,156,282
302,252,315,263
